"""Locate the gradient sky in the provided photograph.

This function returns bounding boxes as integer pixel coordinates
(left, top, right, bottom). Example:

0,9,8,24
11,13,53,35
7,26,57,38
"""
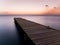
0,0,60,14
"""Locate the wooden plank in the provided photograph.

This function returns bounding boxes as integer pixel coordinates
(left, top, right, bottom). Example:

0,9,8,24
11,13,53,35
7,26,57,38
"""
14,18,60,45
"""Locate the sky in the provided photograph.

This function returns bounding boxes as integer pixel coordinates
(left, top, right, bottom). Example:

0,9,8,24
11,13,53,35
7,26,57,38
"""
0,0,60,14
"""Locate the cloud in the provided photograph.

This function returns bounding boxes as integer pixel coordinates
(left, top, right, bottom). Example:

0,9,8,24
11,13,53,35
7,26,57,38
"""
44,6,60,14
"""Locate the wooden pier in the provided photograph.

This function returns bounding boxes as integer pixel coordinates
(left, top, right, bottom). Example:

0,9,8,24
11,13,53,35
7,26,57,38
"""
14,18,60,45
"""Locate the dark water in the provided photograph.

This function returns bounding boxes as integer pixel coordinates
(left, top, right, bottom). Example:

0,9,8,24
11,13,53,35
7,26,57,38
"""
0,15,60,45
0,16,20,45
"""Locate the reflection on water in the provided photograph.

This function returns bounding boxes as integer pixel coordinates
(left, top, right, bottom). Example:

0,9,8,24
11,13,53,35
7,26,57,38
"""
14,16,60,30
0,15,60,45
0,16,20,45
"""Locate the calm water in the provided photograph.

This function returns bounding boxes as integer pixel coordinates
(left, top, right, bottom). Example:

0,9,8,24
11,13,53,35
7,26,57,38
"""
13,15,60,30
0,16,20,45
0,15,60,45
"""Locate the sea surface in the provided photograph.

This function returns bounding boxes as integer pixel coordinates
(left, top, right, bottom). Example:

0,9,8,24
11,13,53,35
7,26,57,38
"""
0,15,60,45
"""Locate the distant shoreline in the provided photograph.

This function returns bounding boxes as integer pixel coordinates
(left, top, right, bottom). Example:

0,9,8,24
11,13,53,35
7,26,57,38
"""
0,14,60,16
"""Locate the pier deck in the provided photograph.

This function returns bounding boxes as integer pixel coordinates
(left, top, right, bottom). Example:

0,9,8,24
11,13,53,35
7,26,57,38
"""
14,18,60,45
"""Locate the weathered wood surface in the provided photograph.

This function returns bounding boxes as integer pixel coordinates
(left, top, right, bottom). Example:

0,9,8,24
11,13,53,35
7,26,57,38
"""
14,18,60,45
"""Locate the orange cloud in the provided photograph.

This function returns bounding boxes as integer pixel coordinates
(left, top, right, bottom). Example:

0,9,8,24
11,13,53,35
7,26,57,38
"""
45,6,60,14
0,5,60,15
